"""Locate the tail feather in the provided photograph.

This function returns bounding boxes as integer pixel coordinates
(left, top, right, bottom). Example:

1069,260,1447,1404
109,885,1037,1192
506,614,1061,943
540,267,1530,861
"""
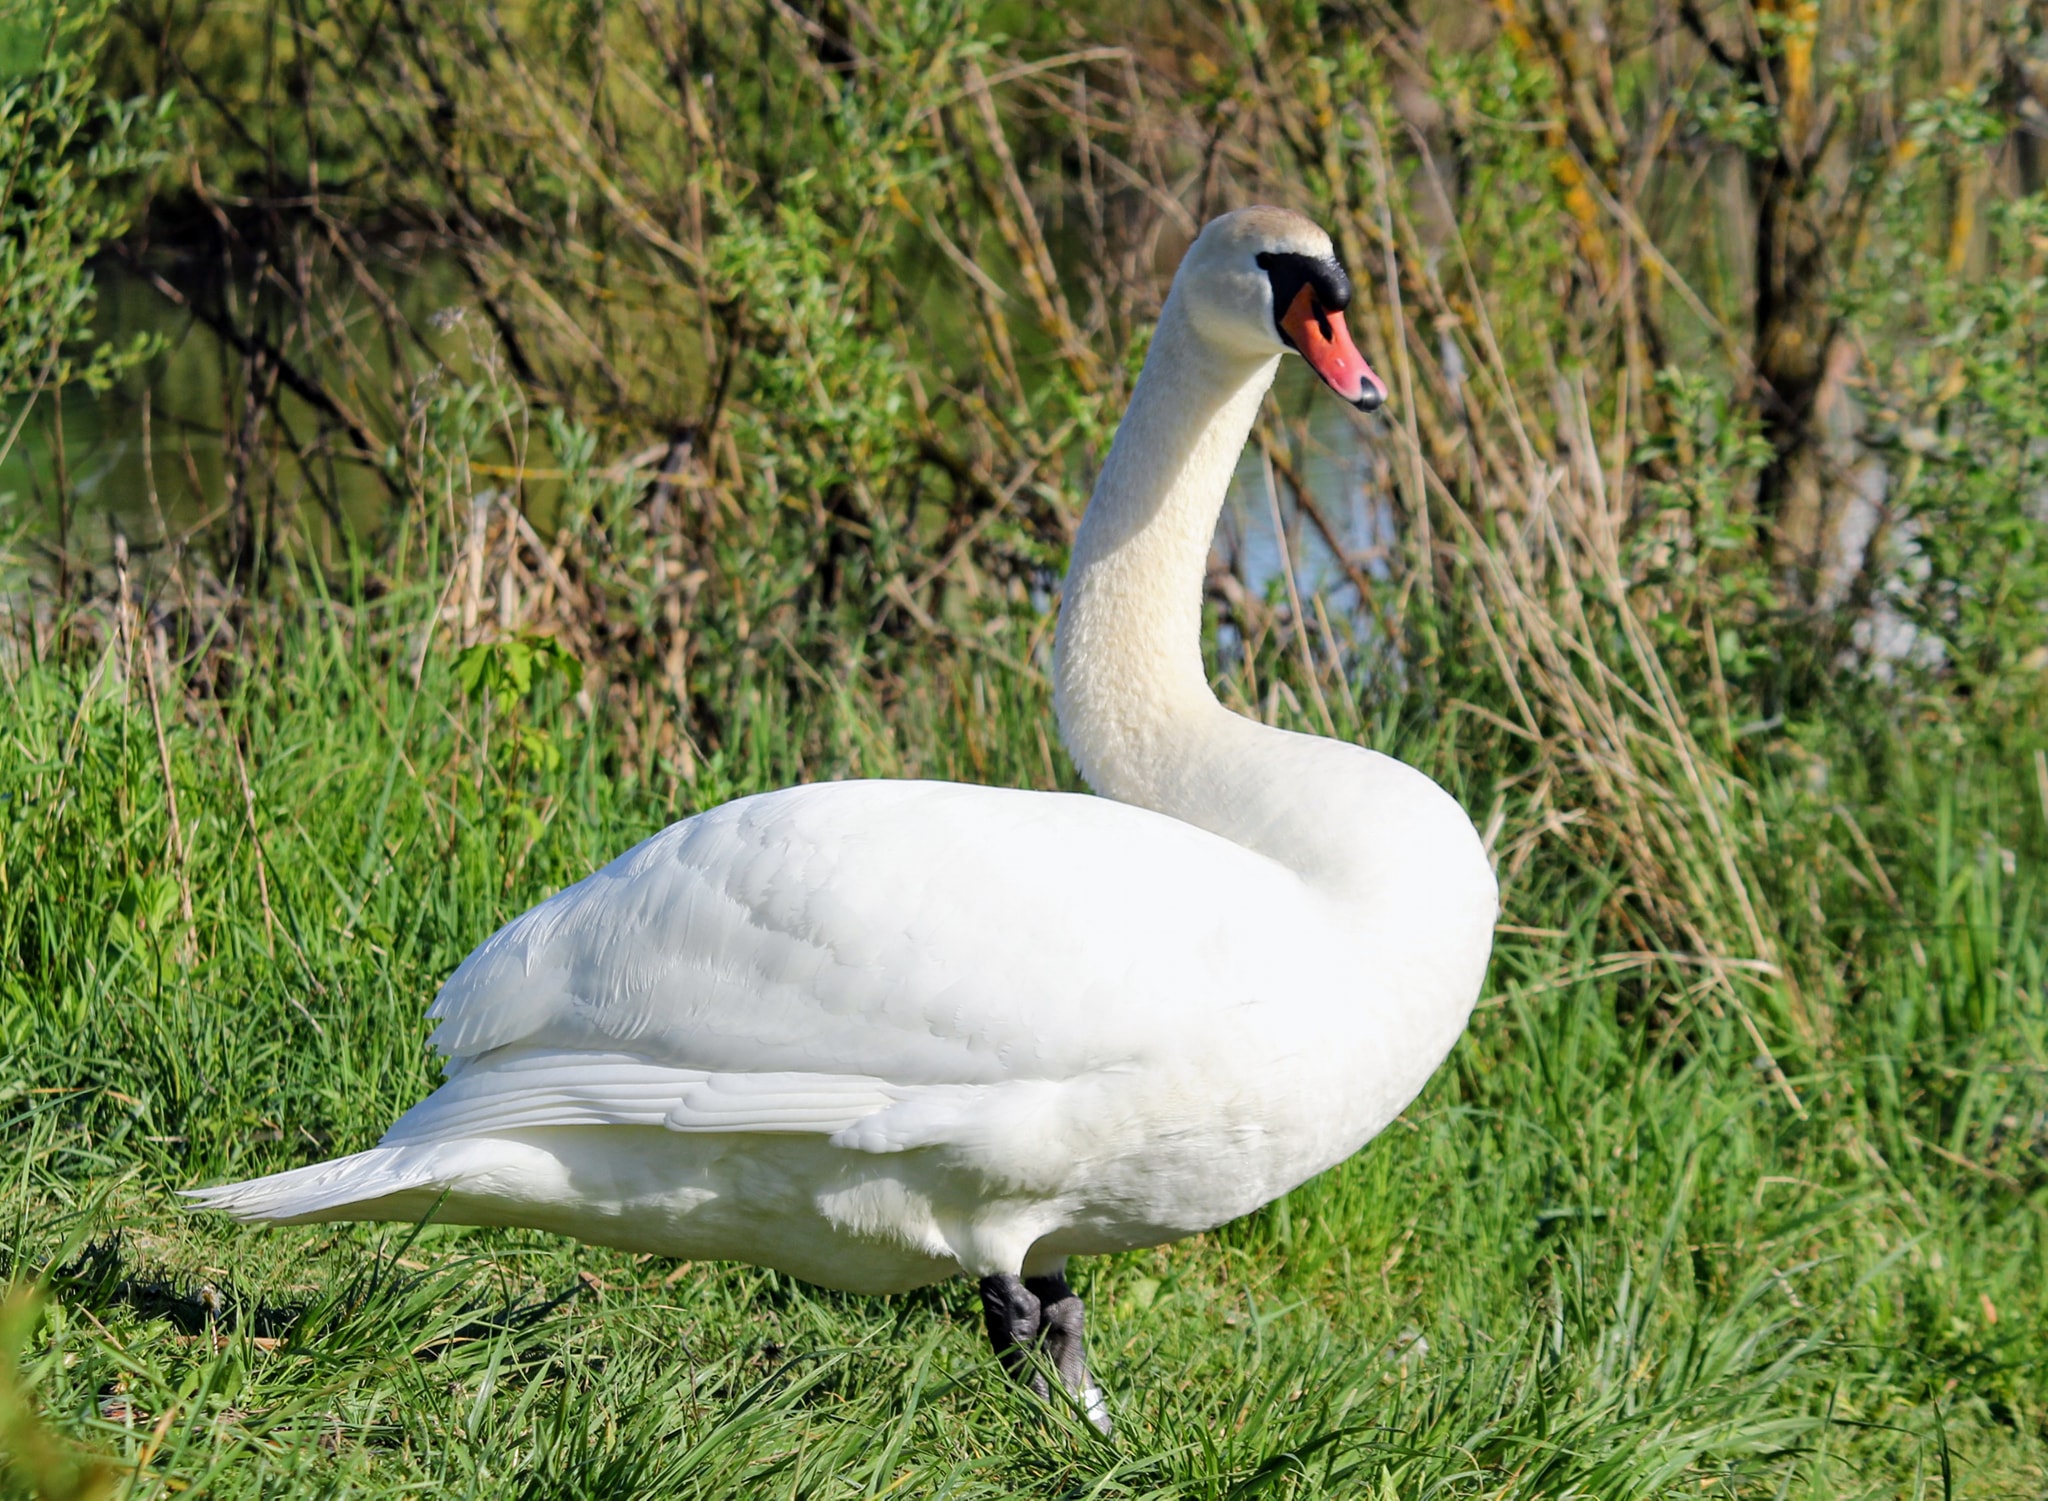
182,1143,479,1224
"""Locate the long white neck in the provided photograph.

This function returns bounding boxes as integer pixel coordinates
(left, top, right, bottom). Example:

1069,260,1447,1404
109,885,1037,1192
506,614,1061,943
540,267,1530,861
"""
1054,292,1271,806
1053,288,1496,945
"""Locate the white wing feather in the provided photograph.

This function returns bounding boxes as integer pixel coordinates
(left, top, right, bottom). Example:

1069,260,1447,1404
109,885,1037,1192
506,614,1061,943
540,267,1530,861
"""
381,1047,908,1142
376,1044,1026,1154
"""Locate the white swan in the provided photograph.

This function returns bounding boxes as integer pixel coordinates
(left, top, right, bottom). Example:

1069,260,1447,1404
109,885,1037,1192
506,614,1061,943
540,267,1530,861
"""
190,207,1497,1431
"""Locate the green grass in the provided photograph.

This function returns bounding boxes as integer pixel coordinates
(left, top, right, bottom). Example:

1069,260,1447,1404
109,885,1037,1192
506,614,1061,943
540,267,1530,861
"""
2,575,2045,1499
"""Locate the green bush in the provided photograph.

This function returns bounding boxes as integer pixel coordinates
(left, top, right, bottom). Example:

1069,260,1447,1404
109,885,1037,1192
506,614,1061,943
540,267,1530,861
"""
0,0,167,465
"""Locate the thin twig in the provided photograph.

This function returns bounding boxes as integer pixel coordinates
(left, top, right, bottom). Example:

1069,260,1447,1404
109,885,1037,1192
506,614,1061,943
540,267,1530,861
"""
1260,447,1336,737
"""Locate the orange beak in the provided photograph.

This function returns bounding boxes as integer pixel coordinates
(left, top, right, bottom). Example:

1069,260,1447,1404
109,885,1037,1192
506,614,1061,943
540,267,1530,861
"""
1279,285,1386,412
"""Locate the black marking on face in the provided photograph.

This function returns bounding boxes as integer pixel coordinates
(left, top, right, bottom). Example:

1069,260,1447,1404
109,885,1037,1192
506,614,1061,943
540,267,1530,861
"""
1256,249,1353,342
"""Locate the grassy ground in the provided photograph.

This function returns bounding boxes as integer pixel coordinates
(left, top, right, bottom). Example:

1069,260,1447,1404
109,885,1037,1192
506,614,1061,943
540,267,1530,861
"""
2,569,2044,1499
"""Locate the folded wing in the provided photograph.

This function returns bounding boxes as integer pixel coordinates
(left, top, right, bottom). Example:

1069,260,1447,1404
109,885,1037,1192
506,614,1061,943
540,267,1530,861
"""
420,780,1321,1105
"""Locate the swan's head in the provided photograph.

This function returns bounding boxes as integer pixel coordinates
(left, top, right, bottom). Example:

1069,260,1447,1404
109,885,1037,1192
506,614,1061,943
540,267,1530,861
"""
1172,206,1387,412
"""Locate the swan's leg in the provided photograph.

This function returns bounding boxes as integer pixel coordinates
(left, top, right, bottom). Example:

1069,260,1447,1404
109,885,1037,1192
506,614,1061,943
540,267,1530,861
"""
978,1273,1048,1398
1025,1273,1112,1436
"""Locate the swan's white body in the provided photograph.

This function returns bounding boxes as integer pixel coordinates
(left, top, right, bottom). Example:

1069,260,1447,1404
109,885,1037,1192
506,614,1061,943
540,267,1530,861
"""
192,208,1497,1299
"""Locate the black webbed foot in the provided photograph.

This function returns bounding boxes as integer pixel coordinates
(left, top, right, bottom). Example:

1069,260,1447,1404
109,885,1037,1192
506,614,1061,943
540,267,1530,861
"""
978,1272,1048,1398
977,1272,1112,1435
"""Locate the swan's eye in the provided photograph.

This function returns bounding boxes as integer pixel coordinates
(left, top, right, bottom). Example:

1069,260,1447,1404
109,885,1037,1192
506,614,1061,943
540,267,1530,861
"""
1255,249,1353,342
